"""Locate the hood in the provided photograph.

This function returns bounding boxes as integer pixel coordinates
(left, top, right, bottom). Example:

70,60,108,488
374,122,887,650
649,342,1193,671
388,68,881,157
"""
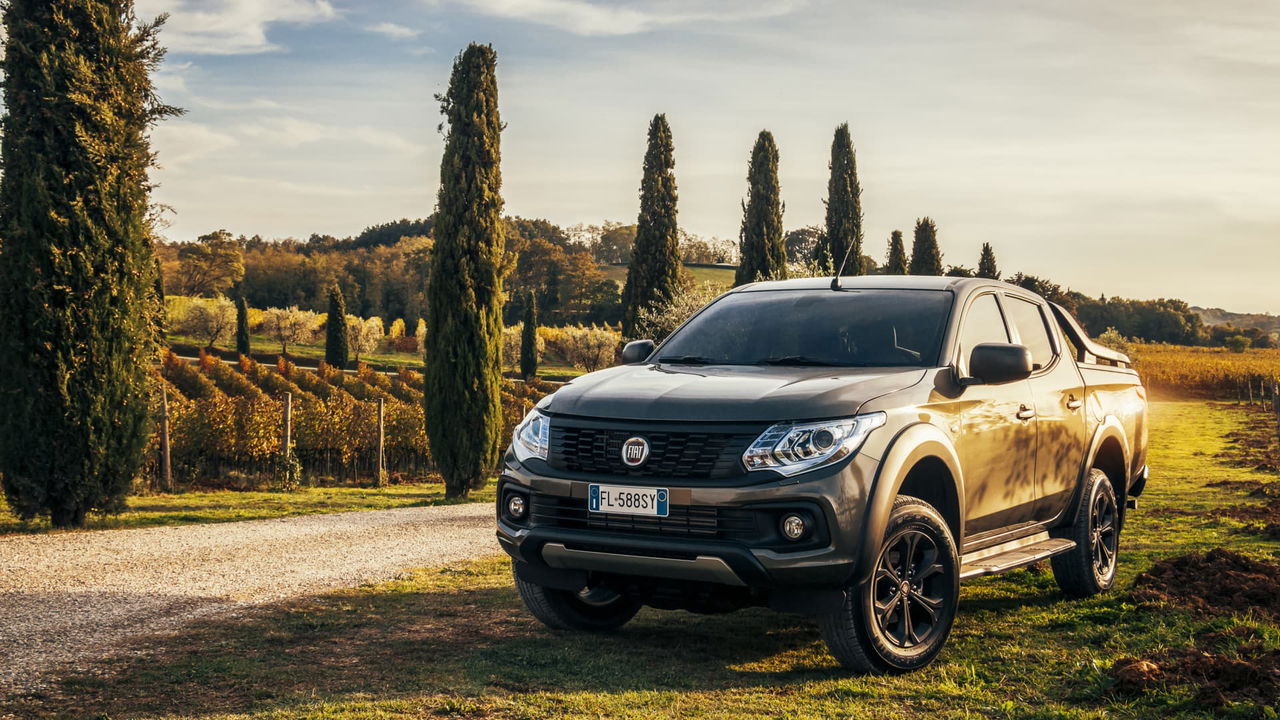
542,363,926,422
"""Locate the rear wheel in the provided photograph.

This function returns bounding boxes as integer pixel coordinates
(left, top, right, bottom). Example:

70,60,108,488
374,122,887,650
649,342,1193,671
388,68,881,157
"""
819,496,960,673
512,561,642,631
1051,468,1119,596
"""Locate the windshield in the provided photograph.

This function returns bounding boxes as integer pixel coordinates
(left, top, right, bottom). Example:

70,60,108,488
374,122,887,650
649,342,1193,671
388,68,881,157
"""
657,289,952,367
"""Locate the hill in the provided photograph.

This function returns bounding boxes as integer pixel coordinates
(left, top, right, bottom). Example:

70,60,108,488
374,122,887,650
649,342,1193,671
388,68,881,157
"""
1193,306,1280,333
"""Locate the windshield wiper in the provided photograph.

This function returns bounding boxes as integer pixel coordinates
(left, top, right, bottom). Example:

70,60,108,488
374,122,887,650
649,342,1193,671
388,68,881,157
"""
756,355,840,366
659,355,718,365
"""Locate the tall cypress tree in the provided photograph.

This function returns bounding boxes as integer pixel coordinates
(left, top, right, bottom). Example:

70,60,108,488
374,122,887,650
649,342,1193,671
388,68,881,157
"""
0,0,178,528
884,230,908,275
325,285,349,369
909,217,944,276
977,242,1000,280
235,295,252,357
520,290,538,379
622,114,682,337
425,44,505,498
735,130,786,286
814,123,863,275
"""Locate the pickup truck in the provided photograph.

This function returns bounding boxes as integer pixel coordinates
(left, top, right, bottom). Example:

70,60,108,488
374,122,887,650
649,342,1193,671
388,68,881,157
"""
497,276,1149,673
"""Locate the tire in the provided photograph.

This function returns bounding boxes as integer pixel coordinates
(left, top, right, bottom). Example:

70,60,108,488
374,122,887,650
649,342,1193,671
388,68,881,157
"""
1050,468,1120,596
819,495,960,673
512,560,642,632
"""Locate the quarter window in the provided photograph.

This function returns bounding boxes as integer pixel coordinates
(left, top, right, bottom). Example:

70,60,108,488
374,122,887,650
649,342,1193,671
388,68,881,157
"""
1006,297,1056,370
957,294,1009,373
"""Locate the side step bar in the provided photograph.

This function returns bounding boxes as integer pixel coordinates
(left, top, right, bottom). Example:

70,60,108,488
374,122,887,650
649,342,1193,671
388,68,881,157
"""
959,533,1077,580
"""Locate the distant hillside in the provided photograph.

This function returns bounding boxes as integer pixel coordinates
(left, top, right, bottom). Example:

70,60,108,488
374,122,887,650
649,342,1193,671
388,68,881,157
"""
1193,306,1280,333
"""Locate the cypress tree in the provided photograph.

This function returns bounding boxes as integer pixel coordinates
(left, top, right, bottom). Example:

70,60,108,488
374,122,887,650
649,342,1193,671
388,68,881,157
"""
325,285,349,369
621,114,682,337
735,130,786,286
977,242,1000,280
520,291,538,379
884,230,908,275
0,0,178,528
814,123,863,275
235,295,252,357
424,44,505,498
909,217,944,276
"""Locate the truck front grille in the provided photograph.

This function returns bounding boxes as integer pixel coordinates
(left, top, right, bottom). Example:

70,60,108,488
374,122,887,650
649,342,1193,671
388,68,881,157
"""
548,423,757,480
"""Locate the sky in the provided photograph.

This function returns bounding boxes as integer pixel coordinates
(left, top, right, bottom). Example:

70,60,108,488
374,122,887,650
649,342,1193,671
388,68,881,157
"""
136,0,1280,313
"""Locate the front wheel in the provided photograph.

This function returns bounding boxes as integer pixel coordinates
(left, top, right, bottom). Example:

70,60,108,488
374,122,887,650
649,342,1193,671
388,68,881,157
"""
1050,468,1119,596
512,561,642,631
819,495,960,673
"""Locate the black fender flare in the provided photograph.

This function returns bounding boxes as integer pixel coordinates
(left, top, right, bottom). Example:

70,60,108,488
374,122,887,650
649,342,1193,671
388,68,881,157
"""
852,422,964,585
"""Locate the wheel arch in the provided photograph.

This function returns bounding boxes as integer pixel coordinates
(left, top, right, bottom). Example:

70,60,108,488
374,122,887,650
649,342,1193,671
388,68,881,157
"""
1061,417,1130,530
853,422,964,584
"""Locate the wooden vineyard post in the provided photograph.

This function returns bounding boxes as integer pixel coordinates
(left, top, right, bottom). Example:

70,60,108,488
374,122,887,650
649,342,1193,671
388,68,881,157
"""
283,392,293,454
1272,382,1280,440
159,389,172,492
376,398,386,487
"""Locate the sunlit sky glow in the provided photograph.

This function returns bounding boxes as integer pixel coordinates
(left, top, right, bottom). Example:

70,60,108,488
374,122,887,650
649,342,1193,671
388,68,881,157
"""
136,0,1280,313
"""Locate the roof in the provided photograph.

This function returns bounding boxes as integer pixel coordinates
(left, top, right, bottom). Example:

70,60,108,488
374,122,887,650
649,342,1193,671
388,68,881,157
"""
731,275,1007,293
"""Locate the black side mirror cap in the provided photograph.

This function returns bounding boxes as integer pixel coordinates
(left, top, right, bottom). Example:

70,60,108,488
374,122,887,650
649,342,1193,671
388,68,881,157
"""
620,339,655,364
967,343,1033,384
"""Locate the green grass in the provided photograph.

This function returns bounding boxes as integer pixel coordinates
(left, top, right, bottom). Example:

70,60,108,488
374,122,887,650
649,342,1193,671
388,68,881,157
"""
167,331,585,378
0,482,496,535
602,262,736,289
7,401,1280,719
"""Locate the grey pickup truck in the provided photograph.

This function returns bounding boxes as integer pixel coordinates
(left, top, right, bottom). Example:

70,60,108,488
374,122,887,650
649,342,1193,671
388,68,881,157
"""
497,276,1149,672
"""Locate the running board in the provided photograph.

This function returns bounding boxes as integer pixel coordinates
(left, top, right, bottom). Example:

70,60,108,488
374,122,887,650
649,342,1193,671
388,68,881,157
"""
959,535,1076,580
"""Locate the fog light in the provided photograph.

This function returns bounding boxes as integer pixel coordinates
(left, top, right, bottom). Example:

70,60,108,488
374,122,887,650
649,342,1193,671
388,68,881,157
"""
781,513,808,541
507,494,528,520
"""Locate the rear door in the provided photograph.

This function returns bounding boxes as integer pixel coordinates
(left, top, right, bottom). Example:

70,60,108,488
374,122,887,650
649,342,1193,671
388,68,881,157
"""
1002,293,1089,523
952,292,1039,535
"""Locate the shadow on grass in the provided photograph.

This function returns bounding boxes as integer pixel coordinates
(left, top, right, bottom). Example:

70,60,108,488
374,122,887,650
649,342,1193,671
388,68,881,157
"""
5,565,842,719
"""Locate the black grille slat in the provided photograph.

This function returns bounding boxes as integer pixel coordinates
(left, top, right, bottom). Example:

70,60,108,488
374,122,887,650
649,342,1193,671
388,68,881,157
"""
548,423,756,481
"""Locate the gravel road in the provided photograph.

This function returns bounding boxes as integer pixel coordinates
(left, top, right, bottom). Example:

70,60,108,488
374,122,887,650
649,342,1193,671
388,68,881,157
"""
0,503,497,697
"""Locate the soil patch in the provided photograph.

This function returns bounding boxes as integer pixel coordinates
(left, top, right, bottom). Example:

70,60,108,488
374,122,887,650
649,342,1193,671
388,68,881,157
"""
1215,403,1280,472
1131,549,1280,620
1112,643,1280,708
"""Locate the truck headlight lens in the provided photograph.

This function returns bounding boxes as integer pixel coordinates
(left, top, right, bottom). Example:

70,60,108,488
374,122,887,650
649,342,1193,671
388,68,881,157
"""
743,412,886,476
512,409,550,462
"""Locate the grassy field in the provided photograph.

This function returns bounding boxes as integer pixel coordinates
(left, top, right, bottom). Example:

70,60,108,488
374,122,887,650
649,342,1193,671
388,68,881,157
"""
8,400,1280,718
602,262,736,289
0,482,495,535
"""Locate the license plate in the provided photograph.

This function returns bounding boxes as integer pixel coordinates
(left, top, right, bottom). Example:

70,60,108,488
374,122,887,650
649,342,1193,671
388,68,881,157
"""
589,484,669,517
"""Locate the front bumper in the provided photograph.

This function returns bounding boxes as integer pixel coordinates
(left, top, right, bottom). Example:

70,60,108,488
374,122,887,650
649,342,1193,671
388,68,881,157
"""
495,449,880,590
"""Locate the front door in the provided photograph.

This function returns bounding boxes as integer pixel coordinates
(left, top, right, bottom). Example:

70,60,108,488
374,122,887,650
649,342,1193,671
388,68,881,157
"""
952,292,1039,535
1002,293,1090,523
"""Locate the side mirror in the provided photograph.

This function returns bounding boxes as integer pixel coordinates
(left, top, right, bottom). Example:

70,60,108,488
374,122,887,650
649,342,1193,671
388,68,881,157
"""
968,343,1033,384
620,339,655,364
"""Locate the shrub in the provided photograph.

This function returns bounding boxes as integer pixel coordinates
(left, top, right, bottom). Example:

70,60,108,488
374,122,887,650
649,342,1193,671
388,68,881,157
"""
633,282,725,342
559,325,620,371
1226,335,1252,354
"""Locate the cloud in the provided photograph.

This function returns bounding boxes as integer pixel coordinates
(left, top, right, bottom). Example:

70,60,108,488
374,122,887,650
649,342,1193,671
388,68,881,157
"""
151,121,238,170
136,0,338,54
442,0,804,36
367,21,421,39
236,117,426,155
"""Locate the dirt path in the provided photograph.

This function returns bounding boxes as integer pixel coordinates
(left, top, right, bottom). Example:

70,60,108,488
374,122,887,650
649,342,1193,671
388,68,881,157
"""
0,503,497,697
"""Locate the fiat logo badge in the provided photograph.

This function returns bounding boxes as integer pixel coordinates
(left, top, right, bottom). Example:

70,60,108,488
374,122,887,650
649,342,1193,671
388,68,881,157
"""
621,437,650,467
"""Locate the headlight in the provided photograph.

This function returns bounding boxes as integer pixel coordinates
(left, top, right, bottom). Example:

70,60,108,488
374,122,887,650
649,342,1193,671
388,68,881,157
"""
512,408,550,462
743,412,886,476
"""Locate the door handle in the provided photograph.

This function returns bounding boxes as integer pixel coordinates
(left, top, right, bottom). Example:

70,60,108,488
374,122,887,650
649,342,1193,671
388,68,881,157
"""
1066,396,1083,410
1016,405,1036,421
